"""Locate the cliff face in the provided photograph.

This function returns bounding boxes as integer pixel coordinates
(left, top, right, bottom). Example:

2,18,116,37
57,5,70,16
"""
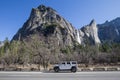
98,17,120,43
12,5,77,47
77,17,120,44
13,5,120,47
77,19,101,45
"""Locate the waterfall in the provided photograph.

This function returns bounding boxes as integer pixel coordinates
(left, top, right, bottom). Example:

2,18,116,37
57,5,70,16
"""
77,30,81,44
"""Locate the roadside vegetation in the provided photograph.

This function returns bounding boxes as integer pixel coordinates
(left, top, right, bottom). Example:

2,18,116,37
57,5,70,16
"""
0,36,120,71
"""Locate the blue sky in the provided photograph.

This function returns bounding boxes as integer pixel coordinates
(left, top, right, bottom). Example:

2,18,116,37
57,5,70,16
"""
0,0,120,41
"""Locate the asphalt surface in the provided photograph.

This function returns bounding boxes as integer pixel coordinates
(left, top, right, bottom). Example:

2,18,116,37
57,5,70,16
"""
0,71,120,80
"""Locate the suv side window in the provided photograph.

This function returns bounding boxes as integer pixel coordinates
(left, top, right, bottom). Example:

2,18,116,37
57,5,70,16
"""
62,62,65,65
67,62,70,64
72,62,76,64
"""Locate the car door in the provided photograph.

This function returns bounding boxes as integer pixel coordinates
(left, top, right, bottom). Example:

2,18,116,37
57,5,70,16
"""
66,62,71,69
59,62,66,70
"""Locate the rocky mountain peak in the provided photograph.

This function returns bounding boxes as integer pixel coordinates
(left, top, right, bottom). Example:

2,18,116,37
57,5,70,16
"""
12,5,76,47
38,5,55,13
89,19,96,26
79,19,101,45
38,5,46,11
98,17,120,43
105,20,109,23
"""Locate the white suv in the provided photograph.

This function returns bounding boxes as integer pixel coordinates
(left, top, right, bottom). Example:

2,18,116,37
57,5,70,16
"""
53,61,77,72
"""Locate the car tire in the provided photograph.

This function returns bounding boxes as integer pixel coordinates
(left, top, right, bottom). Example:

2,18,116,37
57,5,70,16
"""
71,67,77,72
54,67,59,72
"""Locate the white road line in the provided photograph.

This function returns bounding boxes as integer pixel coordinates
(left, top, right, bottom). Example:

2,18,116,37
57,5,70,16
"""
9,75,31,77
0,71,42,74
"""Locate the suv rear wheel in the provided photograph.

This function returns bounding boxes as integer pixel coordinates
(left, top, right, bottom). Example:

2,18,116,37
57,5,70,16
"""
54,67,59,72
71,67,77,72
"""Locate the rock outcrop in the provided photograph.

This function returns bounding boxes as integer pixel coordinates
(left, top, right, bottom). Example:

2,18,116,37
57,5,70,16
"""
98,17,120,43
77,19,101,45
12,5,77,47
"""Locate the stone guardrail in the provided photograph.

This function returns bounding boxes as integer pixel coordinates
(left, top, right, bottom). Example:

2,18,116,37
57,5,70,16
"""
79,67,120,71
0,67,120,72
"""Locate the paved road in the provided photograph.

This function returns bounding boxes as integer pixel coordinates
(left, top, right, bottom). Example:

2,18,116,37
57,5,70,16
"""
0,71,120,80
